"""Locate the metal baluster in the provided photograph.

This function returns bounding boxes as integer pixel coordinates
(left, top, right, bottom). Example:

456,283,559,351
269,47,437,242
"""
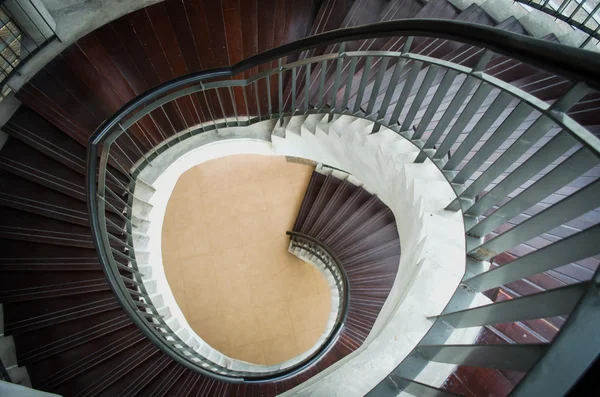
468,147,598,238
376,58,407,122
201,89,218,132
411,70,459,140
214,88,227,125
317,60,327,111
449,82,588,206
442,92,516,172
107,155,135,183
160,105,181,142
445,102,532,190
415,344,548,372
394,62,430,130
227,86,239,126
341,57,358,112
369,376,460,397
120,124,151,167
113,141,136,169
253,80,261,120
108,232,135,251
434,282,588,328
414,75,480,161
111,246,137,264
431,83,494,162
464,224,600,291
105,186,132,212
147,113,169,143
469,179,600,261
187,94,204,133
291,67,297,115
366,57,390,117
331,43,346,112
278,58,283,121
353,57,373,114
304,63,311,114
266,76,272,118
242,85,250,123
465,131,576,217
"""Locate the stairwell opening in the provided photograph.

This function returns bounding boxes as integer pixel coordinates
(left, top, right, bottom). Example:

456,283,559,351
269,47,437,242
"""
161,154,334,366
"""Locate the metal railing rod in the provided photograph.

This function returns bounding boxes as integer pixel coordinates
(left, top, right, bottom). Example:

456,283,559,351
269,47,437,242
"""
341,56,357,111
464,224,600,291
266,76,272,118
377,58,406,121
415,344,549,371
441,91,515,169
331,43,345,111
317,60,327,111
253,81,262,119
369,375,463,397
278,58,283,118
411,70,459,140
469,180,600,259
431,83,494,160
509,269,600,396
366,57,390,116
304,63,311,113
110,247,137,265
396,62,432,130
227,87,238,125
291,67,297,114
435,282,588,328
353,56,373,114
467,146,598,237
446,102,532,182
415,76,479,154
464,131,576,217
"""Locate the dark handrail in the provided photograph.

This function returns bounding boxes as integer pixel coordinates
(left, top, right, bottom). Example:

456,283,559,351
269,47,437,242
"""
242,231,351,382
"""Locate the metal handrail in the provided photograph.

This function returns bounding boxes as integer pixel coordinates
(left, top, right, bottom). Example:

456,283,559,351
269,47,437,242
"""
87,19,600,390
287,231,351,329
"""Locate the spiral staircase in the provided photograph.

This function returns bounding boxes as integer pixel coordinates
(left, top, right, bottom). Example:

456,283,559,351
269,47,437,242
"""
0,0,599,396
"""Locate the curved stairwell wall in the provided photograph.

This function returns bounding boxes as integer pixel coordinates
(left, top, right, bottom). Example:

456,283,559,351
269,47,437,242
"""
130,114,487,394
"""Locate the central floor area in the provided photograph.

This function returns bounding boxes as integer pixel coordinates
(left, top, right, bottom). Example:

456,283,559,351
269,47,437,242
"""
161,154,331,365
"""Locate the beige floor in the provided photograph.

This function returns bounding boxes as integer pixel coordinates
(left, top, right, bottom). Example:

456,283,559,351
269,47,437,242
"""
161,154,332,365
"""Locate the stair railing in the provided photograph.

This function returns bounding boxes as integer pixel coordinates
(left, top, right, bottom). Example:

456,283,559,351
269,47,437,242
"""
88,19,600,391
287,231,350,331
514,0,600,47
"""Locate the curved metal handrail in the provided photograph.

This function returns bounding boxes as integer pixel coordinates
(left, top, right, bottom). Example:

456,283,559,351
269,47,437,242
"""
87,19,600,389
286,231,351,327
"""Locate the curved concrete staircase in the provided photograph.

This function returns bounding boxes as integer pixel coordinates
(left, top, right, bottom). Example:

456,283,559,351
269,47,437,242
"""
0,0,599,396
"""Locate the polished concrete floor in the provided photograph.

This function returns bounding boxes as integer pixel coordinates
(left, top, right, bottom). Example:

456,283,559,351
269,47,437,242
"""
161,154,331,365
